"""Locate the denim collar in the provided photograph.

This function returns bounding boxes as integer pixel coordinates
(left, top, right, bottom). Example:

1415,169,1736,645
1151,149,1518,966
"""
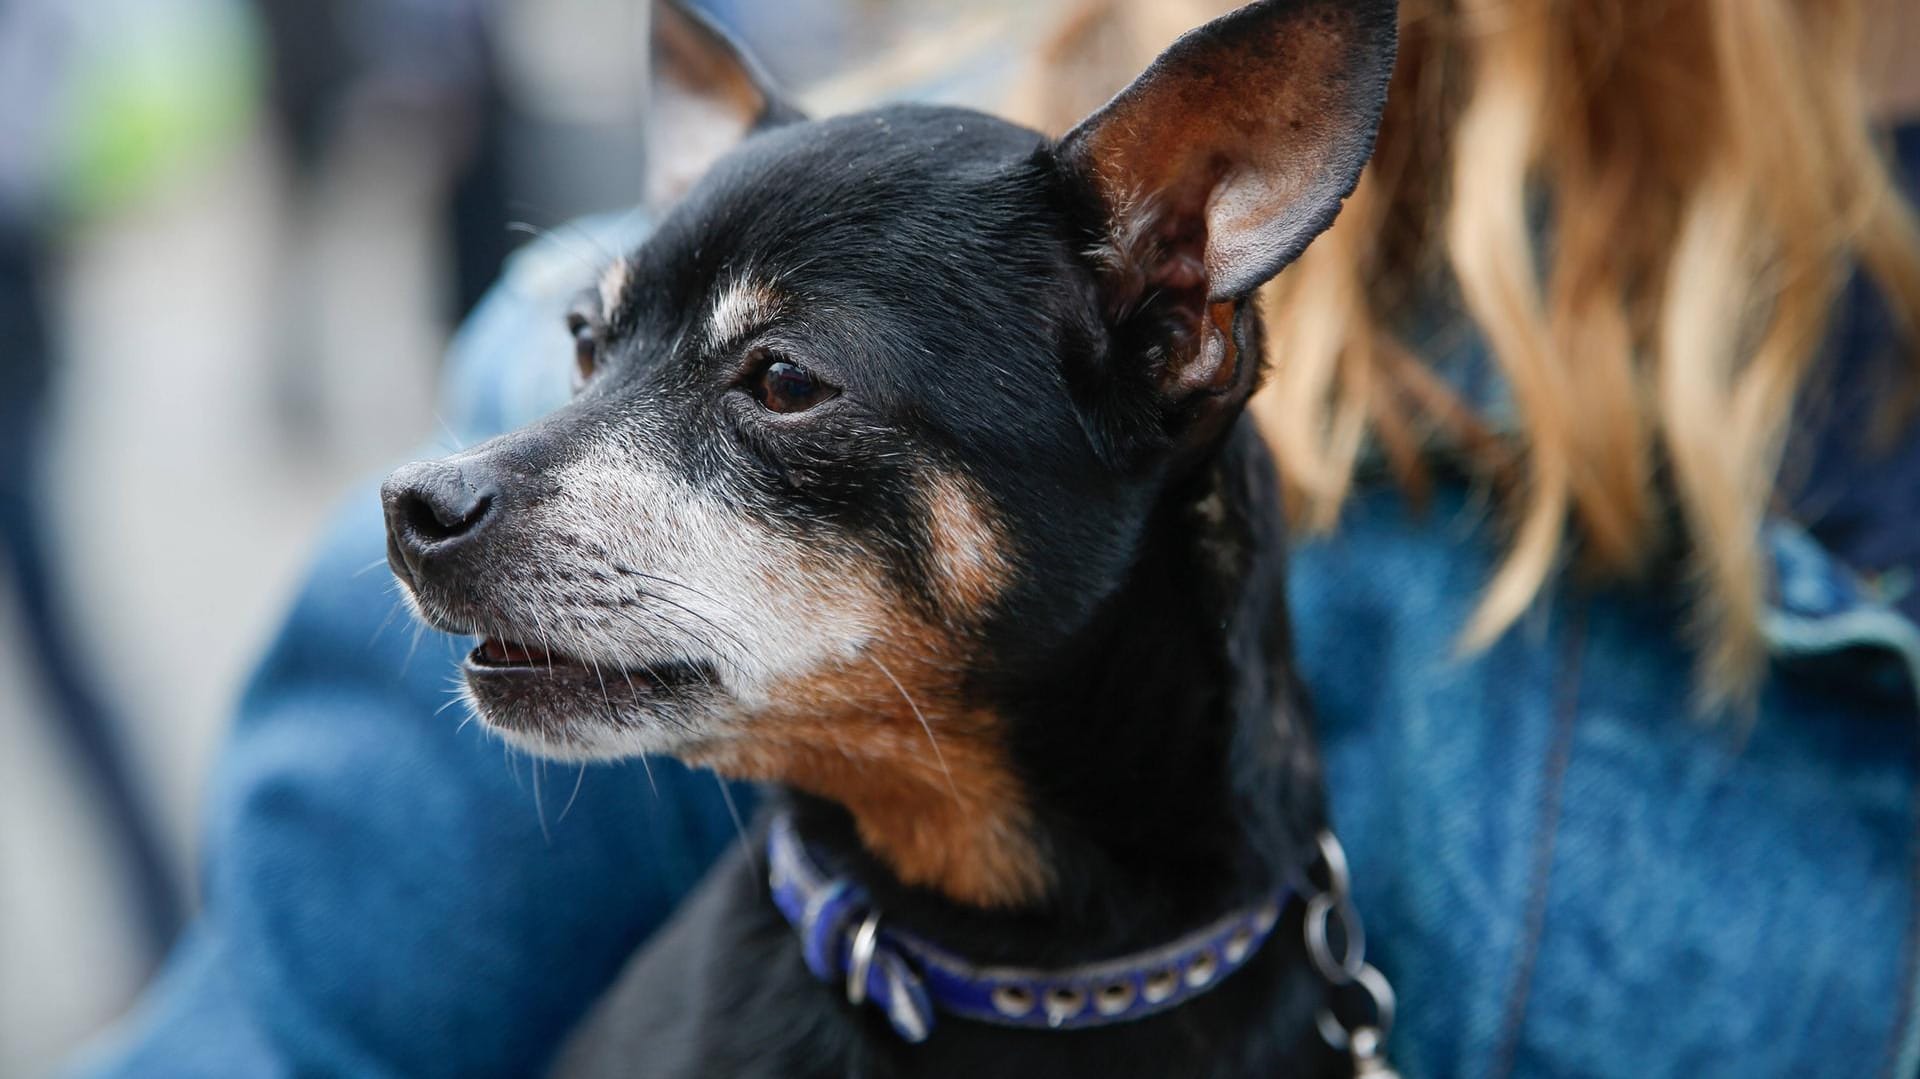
765,813,1289,1043
1764,518,1920,710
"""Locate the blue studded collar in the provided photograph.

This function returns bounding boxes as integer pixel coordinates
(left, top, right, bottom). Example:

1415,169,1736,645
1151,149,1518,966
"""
766,812,1290,1043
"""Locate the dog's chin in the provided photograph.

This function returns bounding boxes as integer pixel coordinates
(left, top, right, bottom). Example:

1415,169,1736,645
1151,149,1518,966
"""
460,639,724,762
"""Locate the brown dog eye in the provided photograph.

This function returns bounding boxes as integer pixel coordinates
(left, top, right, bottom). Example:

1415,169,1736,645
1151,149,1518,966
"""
751,355,835,413
567,314,598,383
572,328,598,382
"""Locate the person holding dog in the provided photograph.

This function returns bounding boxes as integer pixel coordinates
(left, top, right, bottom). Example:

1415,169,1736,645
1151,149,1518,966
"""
78,0,1920,1075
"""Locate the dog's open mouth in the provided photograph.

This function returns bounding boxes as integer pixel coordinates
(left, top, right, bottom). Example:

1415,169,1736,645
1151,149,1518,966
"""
466,637,714,690
470,637,572,669
455,632,724,754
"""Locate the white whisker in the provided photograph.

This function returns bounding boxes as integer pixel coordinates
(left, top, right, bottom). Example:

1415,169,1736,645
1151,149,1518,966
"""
870,655,960,807
532,761,551,844
557,763,588,823
717,777,758,878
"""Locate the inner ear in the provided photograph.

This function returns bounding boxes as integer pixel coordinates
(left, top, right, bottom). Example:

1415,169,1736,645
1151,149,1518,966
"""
647,0,804,210
1058,0,1396,303
1051,0,1396,438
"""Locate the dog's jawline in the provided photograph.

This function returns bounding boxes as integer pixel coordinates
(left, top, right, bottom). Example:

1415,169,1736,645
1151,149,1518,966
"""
555,418,1342,1079
793,418,1317,955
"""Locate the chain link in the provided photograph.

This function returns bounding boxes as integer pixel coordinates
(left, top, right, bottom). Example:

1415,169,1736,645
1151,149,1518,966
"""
1313,963,1396,1049
1305,891,1367,984
1306,829,1399,1075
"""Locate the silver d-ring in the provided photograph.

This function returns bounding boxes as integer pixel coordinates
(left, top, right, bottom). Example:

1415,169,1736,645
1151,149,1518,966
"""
1314,962,1397,1050
1356,962,1395,1038
846,911,883,1006
1315,1007,1352,1052
1315,830,1352,900
1305,892,1366,984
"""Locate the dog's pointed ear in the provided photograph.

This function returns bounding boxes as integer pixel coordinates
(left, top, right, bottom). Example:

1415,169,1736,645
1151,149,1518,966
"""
647,0,803,210
1052,0,1396,456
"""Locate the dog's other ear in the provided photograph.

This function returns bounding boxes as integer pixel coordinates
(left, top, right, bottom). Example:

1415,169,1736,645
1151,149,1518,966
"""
647,0,803,209
1053,0,1396,457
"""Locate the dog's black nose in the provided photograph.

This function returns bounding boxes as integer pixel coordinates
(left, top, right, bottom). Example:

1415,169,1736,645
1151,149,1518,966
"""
382,459,497,579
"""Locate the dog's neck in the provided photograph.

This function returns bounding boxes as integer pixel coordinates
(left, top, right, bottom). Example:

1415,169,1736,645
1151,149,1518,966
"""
781,418,1323,966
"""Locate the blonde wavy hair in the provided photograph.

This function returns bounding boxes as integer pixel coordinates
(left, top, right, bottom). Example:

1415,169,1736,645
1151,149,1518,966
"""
1014,0,1920,692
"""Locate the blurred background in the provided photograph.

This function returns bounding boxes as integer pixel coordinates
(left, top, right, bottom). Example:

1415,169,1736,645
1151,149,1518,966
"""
0,0,1048,1073
7,1,1913,1075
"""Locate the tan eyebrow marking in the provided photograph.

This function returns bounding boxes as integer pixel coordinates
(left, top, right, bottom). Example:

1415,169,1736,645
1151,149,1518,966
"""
707,279,782,349
598,258,632,323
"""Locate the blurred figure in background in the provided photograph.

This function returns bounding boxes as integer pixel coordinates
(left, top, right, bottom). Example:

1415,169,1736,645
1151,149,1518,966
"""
0,213,186,960
2,0,591,1071
0,0,258,970
248,0,512,450
240,0,553,466
251,0,508,318
47,1,1920,1077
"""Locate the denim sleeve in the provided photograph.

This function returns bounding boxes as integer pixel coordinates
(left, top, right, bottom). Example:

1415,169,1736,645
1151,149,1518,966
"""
76,214,751,1078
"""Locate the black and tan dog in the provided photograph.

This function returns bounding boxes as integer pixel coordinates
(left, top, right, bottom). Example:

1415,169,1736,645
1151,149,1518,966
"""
382,2,1396,1074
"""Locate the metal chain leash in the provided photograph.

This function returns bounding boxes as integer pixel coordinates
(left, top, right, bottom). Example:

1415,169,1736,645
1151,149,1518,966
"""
1304,831,1401,1078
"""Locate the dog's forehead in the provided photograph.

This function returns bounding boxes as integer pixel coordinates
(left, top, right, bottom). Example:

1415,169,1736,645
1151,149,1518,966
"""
623,105,1051,308
721,104,1049,214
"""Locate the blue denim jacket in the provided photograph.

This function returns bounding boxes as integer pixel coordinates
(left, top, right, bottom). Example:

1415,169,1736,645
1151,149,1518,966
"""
81,197,1920,1076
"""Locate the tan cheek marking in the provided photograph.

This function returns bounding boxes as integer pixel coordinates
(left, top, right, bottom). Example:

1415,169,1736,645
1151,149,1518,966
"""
687,569,1047,909
599,259,632,323
707,280,781,349
922,475,1014,618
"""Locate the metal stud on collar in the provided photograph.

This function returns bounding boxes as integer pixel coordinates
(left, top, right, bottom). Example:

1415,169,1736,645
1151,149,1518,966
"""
991,984,1036,1018
1094,981,1136,1016
1043,986,1087,1027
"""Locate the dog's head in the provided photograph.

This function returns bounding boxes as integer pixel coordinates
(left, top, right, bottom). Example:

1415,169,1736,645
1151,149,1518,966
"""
384,0,1394,905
